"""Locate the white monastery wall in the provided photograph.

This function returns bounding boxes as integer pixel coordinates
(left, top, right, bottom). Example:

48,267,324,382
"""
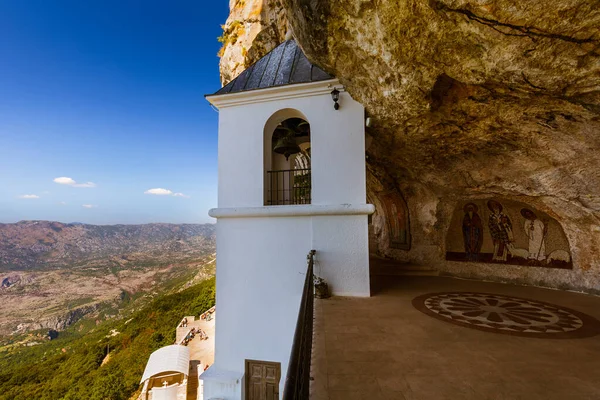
312,215,370,296
205,81,372,400
213,216,311,397
217,86,365,208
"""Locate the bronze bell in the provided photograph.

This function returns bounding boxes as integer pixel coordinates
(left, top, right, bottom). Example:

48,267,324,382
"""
297,121,310,134
273,134,301,160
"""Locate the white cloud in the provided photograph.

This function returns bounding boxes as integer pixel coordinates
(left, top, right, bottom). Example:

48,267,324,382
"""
145,188,173,196
144,188,190,198
82,204,97,208
19,194,40,199
59,201,67,205
54,177,75,185
53,177,96,188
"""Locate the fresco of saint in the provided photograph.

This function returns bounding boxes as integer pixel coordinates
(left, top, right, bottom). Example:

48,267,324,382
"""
381,191,410,250
487,200,514,262
462,203,483,261
521,208,547,261
446,198,573,269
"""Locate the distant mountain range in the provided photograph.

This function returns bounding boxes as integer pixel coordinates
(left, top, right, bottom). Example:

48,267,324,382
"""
0,220,216,336
0,220,215,271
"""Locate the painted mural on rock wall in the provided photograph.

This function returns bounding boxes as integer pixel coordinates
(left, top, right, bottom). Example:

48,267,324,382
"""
379,191,411,250
446,199,572,269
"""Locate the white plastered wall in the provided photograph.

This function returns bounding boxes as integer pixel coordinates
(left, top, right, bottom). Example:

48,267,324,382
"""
217,84,366,208
204,81,372,399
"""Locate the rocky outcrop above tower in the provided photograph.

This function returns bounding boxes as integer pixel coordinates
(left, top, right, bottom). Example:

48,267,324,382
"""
218,0,288,85
218,0,600,292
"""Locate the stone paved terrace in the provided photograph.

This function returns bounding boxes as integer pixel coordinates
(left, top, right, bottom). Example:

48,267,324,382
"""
310,276,600,400
176,309,216,400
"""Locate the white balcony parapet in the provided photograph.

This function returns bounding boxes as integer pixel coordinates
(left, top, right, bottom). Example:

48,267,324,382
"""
200,367,243,400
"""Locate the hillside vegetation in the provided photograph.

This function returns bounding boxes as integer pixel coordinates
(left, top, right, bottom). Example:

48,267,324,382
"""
0,277,216,400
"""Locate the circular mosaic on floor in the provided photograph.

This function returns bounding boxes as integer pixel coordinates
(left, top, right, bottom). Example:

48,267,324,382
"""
412,292,600,339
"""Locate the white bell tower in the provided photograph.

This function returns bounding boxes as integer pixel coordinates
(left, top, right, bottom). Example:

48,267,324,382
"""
202,40,374,400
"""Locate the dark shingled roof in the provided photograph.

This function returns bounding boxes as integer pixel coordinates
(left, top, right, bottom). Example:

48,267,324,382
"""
212,40,334,96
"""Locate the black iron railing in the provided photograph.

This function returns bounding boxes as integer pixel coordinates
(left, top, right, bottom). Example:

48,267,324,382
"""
266,169,311,206
283,250,316,400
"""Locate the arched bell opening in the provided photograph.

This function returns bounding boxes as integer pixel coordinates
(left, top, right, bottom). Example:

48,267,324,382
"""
265,117,311,205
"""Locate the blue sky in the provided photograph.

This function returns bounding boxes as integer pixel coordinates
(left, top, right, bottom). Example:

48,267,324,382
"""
0,1,229,224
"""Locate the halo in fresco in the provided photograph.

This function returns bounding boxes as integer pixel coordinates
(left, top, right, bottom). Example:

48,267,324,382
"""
446,199,572,269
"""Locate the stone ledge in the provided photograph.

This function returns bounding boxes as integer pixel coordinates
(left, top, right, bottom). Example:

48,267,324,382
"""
209,204,375,219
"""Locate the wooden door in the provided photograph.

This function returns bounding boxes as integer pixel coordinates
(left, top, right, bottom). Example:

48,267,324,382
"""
246,359,280,400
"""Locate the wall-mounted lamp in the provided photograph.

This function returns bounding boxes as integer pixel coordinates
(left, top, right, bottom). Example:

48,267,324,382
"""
330,88,340,110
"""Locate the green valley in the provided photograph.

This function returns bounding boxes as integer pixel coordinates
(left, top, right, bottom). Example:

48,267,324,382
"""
0,277,216,400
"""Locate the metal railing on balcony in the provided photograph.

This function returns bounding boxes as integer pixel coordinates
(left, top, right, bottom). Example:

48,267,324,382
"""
283,250,315,400
266,168,311,206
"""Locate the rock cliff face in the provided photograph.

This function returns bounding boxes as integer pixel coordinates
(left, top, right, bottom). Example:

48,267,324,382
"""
219,0,288,85
218,0,600,293
16,303,103,333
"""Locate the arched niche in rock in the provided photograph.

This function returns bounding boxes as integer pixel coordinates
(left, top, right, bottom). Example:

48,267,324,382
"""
369,189,411,251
